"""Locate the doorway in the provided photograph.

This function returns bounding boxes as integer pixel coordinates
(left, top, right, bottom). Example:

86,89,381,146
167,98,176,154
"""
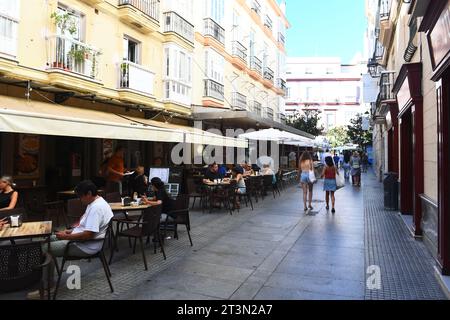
400,108,414,215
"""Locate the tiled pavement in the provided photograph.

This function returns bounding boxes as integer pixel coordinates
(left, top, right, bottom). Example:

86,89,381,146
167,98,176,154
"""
1,171,446,300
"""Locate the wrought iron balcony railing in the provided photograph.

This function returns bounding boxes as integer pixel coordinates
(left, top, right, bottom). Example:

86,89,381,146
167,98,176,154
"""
119,0,160,22
278,32,285,45
163,11,194,43
249,100,262,115
204,79,224,101
119,60,155,95
250,56,262,75
276,78,287,91
232,41,247,63
47,35,101,79
380,0,392,19
378,71,396,101
204,18,225,44
251,0,261,16
264,15,273,30
232,92,247,110
263,67,274,82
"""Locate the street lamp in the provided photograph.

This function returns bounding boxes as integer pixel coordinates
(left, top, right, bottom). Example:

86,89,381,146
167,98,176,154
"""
367,58,380,78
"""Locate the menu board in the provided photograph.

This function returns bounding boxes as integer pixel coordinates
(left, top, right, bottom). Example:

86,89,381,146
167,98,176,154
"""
149,168,170,183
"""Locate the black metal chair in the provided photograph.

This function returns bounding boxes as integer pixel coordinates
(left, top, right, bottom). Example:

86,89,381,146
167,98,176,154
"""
161,195,193,246
53,220,114,300
111,205,165,270
0,242,53,300
186,178,204,209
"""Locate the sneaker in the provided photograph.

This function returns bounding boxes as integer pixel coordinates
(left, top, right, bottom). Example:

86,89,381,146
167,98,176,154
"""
27,288,55,300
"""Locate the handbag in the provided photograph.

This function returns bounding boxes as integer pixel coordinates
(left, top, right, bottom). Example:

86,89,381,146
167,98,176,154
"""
336,173,345,190
308,170,316,184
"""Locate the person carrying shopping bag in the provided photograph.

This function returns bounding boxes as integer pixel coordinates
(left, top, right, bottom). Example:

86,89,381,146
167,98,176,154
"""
321,156,340,214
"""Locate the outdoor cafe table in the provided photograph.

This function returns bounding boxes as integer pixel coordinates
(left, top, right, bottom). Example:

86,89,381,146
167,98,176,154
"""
0,221,53,248
203,181,232,213
109,203,151,212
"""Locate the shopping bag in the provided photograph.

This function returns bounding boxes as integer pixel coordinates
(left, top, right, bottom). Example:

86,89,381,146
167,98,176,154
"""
336,173,345,190
308,170,317,184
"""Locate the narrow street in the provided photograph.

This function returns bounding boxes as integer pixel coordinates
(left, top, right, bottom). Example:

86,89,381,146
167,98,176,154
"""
4,170,441,300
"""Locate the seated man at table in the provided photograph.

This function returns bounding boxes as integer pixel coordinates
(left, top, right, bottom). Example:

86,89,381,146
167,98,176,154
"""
27,180,113,299
49,180,113,257
202,163,224,183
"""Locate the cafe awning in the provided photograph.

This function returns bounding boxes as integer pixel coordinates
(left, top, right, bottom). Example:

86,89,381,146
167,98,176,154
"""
0,96,247,148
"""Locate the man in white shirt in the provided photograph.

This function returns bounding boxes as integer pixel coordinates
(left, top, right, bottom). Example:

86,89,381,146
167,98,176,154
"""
28,181,113,299
49,180,113,257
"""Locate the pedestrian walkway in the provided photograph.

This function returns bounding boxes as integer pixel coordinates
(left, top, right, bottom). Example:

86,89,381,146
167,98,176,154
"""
1,171,446,300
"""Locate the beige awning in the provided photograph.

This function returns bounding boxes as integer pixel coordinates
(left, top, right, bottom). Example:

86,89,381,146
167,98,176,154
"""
0,96,247,148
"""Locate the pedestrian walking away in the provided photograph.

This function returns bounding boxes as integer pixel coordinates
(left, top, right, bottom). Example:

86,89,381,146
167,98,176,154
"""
321,156,339,214
350,151,362,187
298,151,315,212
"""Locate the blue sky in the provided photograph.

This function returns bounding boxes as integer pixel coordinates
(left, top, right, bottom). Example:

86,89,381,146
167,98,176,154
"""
284,0,367,63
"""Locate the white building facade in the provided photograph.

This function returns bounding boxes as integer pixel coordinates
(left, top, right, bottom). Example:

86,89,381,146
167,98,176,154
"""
284,57,368,132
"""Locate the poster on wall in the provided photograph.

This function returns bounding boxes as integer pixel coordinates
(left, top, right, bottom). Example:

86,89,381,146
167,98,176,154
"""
14,134,40,179
103,139,113,159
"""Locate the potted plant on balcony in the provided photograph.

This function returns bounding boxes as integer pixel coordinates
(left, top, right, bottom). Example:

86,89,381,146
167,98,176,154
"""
50,11,78,69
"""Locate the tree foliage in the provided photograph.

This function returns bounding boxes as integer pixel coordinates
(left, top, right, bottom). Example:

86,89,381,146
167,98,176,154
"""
326,126,351,148
347,113,372,149
286,109,324,136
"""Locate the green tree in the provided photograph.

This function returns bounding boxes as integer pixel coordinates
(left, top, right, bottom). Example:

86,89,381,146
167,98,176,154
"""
347,113,372,150
286,109,324,136
326,126,351,148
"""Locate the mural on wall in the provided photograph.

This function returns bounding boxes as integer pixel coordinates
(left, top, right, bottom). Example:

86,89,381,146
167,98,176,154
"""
14,134,40,179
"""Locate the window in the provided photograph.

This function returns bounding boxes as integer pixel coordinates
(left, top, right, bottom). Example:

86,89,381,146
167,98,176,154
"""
326,113,336,129
163,44,192,106
232,10,240,41
305,87,313,100
208,0,224,24
55,5,83,41
0,0,19,57
205,48,224,83
123,36,140,63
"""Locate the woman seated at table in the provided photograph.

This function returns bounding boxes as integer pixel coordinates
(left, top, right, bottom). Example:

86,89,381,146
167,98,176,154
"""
0,176,18,211
231,166,246,209
141,177,172,218
241,162,254,177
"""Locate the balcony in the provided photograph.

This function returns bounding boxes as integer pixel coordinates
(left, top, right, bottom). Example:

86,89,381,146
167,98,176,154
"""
379,0,393,47
264,15,273,30
251,0,261,17
232,41,247,62
276,78,287,94
163,11,194,44
231,41,247,69
204,79,224,101
119,60,155,96
249,100,262,116
263,67,274,82
163,80,191,107
263,107,274,120
378,71,396,101
380,0,392,20
46,35,102,92
232,92,247,110
277,113,286,124
250,56,262,75
118,0,160,34
204,18,225,45
374,38,384,61
278,32,285,45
